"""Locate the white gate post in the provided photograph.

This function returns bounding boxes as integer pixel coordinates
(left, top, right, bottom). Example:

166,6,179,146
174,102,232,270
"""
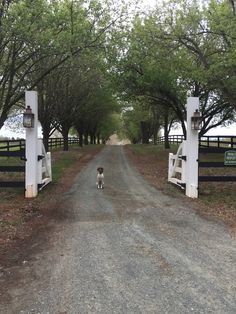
185,97,199,198
25,91,38,198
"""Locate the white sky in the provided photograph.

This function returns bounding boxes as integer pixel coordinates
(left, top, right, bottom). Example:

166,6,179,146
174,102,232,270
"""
169,123,236,136
141,0,158,6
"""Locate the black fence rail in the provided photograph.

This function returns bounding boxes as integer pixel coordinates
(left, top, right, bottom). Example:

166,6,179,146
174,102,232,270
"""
1,135,235,149
0,137,79,188
156,135,185,144
199,135,236,149
199,146,236,182
0,137,79,151
0,139,25,151
48,137,79,149
0,148,25,188
156,135,236,148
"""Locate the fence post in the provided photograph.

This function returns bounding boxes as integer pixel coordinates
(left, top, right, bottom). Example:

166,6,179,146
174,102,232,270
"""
25,91,38,198
185,97,199,198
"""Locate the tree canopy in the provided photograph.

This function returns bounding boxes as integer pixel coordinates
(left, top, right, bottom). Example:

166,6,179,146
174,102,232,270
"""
110,0,236,143
1,0,235,146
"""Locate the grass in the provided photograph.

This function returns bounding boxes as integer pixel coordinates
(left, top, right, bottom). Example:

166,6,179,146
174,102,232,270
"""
51,153,78,183
0,218,25,228
0,145,103,199
127,144,236,218
129,144,178,162
130,143,177,154
0,145,103,240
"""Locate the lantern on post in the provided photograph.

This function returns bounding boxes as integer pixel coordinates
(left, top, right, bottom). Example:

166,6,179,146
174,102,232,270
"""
191,109,202,130
23,105,34,128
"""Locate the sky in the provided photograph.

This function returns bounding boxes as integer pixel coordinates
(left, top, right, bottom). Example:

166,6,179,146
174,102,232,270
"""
169,123,236,136
142,0,158,7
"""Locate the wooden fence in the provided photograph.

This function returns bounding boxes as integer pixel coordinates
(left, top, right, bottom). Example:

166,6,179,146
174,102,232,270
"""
156,135,185,144
1,135,235,150
48,137,79,149
156,135,236,148
199,135,236,149
0,137,79,151
0,139,25,151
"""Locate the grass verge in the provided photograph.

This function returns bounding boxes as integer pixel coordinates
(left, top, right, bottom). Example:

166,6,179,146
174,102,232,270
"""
125,144,236,229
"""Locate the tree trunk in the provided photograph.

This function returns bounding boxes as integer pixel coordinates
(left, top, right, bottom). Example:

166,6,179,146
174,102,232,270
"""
89,133,93,144
62,130,69,151
181,120,187,139
0,114,6,130
140,121,151,144
153,133,157,145
97,133,100,144
164,115,170,149
152,121,160,145
42,130,50,152
90,133,96,144
75,122,84,147
84,133,89,145
79,132,83,147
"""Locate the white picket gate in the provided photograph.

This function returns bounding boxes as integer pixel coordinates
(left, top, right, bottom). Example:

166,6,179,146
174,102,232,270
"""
168,141,186,189
38,139,52,191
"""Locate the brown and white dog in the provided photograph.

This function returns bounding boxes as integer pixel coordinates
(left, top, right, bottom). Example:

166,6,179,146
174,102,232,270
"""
96,167,104,189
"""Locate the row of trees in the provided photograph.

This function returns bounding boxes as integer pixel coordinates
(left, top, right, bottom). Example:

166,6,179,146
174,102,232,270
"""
37,53,121,150
110,0,236,146
0,0,126,150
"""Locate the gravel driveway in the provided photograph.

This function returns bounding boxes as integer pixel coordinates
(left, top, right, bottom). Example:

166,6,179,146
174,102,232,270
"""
1,146,236,314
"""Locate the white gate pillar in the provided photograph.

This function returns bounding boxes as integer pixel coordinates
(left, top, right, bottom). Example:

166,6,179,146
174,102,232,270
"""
25,91,38,198
185,97,199,198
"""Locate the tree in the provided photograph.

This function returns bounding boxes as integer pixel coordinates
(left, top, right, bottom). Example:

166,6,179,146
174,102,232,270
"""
110,15,187,140
111,1,236,143
0,0,127,131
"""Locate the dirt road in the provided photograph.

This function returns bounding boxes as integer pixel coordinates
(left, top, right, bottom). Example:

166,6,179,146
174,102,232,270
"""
1,146,236,314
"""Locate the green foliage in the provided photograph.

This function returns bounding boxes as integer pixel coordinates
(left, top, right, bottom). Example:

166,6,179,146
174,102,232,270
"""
1,0,235,141
111,0,236,139
99,113,122,140
0,0,127,137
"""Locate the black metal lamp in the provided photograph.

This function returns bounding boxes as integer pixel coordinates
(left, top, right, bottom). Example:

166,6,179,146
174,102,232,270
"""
23,106,34,128
191,109,202,130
